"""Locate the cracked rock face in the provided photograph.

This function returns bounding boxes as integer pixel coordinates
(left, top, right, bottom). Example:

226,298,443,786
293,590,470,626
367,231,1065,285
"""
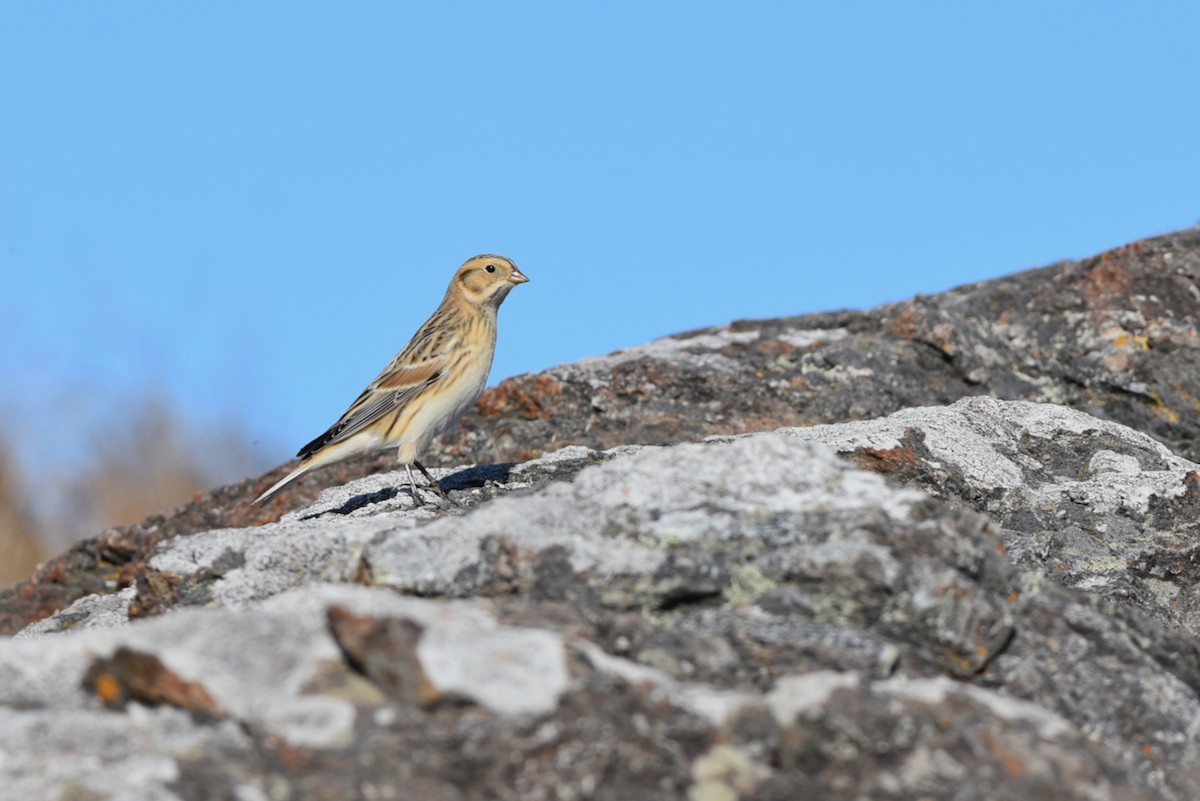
5,399,1200,799
779,396,1200,637
8,229,1200,635
8,230,1200,799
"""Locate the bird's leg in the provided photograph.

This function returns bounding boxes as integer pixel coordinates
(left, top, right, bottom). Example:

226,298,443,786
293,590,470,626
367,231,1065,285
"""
414,460,459,506
403,463,426,507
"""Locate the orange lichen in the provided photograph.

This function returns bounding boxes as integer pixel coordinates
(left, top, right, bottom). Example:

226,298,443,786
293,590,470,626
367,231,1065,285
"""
887,307,919,339
1148,391,1181,423
1084,260,1132,305
477,375,563,420
1108,330,1150,351
83,648,221,715
93,672,122,704
752,339,798,357
980,730,1028,778
849,446,921,474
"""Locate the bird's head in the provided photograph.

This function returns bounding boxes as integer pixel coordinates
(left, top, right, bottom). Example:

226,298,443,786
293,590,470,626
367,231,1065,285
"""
454,254,529,308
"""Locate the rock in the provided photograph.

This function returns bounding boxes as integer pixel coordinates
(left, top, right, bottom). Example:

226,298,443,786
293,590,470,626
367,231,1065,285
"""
773,396,1200,637
5,401,1200,798
8,228,1200,798
7,229,1200,634
432,228,1200,469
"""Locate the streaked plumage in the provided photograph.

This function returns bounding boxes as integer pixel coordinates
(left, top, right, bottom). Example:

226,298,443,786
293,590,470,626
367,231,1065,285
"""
255,254,528,506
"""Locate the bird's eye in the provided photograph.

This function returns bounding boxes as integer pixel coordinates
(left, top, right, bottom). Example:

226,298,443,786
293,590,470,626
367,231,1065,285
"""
485,264,496,273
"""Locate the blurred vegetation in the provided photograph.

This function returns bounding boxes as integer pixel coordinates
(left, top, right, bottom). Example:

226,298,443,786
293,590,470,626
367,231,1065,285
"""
0,441,47,587
0,400,271,588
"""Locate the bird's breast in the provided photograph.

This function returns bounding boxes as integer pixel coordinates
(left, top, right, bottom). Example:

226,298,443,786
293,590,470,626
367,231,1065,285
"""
394,341,494,461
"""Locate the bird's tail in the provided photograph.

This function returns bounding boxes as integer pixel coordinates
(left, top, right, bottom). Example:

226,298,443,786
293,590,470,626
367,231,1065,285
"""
253,461,313,506
254,436,378,506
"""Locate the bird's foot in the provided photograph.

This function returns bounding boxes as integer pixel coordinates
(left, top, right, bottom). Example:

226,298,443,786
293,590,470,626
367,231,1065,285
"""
410,461,460,508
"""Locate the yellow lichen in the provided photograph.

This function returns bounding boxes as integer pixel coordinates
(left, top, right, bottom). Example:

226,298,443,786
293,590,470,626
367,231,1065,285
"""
1148,391,1181,423
1107,330,1149,351
723,565,775,607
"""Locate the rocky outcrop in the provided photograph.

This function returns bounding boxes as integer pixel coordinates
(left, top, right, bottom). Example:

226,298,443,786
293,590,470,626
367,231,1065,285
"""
781,397,1200,637
6,229,1200,633
5,398,1200,799
7,229,1200,799
433,228,1200,467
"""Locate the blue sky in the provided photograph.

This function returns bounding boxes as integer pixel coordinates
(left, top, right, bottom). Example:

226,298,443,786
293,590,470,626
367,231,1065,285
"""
3,3,1198,482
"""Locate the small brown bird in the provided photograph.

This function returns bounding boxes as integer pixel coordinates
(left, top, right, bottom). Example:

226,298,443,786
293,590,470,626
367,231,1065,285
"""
255,254,528,506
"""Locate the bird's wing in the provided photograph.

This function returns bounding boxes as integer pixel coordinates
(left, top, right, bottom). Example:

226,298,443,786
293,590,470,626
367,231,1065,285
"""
296,324,457,460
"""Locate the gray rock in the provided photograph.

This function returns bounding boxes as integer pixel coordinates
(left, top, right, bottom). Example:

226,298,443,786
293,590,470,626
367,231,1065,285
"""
6,400,1200,799
773,396,1200,636
12,229,1200,637
427,229,1200,473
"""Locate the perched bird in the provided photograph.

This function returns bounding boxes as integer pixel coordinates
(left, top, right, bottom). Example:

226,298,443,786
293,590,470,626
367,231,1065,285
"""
254,254,529,506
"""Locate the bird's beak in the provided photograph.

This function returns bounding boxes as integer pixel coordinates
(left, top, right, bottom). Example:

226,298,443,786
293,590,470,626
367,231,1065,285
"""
510,268,529,284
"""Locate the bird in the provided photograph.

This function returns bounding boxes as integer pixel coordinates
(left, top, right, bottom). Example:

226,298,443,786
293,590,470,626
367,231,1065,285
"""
254,254,529,507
